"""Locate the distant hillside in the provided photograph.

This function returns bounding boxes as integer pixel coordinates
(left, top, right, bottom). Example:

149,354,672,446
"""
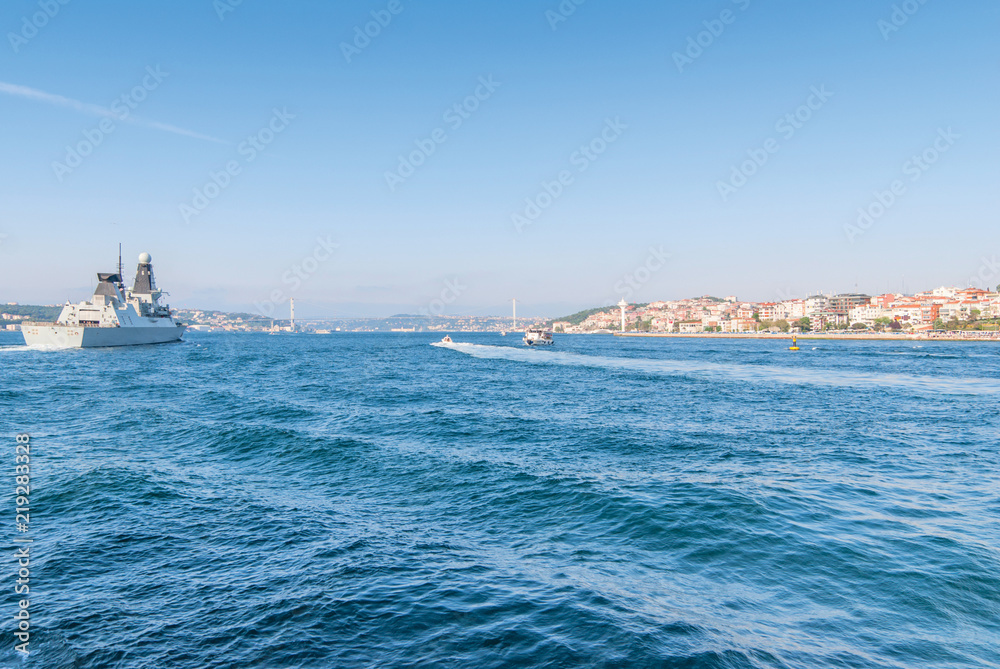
550,303,651,326
1,304,62,322
548,306,614,326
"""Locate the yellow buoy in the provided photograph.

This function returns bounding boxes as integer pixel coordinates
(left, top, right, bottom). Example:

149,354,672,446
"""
789,335,800,351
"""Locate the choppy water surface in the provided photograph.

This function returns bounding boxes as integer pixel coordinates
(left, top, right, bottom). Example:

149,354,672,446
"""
2,331,999,668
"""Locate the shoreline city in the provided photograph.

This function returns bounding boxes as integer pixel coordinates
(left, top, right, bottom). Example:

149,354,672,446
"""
5,284,1000,341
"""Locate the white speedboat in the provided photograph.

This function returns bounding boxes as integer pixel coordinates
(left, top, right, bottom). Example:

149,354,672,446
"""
21,252,185,348
523,329,553,346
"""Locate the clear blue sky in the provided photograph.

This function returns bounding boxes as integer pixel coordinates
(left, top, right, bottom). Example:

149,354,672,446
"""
1,0,997,317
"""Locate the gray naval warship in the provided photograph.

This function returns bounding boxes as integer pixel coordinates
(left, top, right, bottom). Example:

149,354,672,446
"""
21,252,186,348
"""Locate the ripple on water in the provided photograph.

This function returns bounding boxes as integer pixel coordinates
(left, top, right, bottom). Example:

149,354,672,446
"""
1,333,998,668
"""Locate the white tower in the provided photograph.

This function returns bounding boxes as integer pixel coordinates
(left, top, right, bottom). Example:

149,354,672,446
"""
512,298,517,331
290,298,295,332
618,298,628,332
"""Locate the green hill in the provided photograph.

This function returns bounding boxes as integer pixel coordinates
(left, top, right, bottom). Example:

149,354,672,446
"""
547,303,652,328
549,306,616,326
1,304,62,322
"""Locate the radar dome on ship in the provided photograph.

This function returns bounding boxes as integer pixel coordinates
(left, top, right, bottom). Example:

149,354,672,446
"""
138,252,152,264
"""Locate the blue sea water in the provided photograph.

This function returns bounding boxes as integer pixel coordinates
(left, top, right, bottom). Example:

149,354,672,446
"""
1,330,999,668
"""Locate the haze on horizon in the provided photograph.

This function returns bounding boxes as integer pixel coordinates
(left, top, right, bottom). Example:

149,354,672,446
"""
0,1,997,319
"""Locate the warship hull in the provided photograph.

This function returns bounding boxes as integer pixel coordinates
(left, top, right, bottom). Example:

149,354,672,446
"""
22,323,186,348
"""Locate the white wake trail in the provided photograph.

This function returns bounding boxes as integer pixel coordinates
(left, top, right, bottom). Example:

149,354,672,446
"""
433,342,1000,395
